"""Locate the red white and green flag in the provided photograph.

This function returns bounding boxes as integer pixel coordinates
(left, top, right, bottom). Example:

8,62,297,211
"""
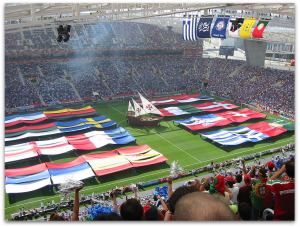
252,20,270,38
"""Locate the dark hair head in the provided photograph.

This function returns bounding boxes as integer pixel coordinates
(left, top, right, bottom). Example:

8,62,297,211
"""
93,212,122,221
235,174,242,183
238,202,252,220
120,198,143,220
259,168,267,178
167,185,198,214
285,159,295,178
226,181,234,188
49,213,65,221
143,203,158,220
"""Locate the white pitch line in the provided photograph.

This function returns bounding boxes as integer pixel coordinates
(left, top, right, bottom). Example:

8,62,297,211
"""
108,104,201,163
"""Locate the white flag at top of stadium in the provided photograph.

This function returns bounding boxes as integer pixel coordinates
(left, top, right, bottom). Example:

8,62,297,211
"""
182,15,198,41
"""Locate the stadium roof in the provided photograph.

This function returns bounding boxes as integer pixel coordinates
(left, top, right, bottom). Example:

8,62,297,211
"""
5,3,295,44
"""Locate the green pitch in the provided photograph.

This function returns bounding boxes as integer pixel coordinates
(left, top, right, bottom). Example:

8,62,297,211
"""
4,100,295,219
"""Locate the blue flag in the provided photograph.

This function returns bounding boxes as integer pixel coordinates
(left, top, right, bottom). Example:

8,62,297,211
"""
182,15,198,41
211,15,230,39
197,15,213,38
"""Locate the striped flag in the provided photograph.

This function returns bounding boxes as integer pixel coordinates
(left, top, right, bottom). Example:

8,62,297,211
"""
182,15,198,41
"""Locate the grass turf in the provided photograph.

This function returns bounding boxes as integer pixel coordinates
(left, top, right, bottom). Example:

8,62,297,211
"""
4,99,295,220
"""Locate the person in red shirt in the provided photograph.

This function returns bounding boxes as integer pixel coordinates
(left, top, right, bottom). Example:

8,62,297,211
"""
266,158,294,220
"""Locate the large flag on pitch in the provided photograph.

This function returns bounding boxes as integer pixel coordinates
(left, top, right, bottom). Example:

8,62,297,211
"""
200,121,288,146
266,119,295,131
159,101,239,116
192,101,239,112
137,94,213,106
252,20,270,38
174,108,266,131
5,128,61,142
239,17,256,38
5,170,52,194
117,145,168,167
197,15,213,38
5,123,57,138
228,18,244,37
159,105,203,116
48,162,95,185
43,106,97,120
82,150,133,176
66,127,136,150
211,15,230,39
5,112,48,127
182,15,198,41
55,115,116,133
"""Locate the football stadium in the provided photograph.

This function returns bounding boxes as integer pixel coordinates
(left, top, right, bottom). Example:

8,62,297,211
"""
4,2,295,221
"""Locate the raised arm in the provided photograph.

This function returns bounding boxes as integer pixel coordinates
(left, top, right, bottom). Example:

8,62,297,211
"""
241,159,247,175
167,177,173,198
71,184,84,221
157,195,168,211
269,165,286,181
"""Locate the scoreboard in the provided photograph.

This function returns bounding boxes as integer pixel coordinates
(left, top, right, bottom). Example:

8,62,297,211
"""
219,46,234,56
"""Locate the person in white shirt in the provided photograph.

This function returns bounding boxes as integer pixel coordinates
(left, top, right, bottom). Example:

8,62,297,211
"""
225,176,239,205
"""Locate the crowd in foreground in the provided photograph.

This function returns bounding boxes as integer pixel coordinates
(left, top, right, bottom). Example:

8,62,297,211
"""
12,151,294,221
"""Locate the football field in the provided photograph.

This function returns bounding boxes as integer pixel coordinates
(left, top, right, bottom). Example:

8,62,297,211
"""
4,99,295,219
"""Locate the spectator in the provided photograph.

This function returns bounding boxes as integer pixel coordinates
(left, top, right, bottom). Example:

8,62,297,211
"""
119,198,143,220
264,161,277,178
172,192,236,221
250,168,272,220
142,203,162,221
237,202,252,221
93,212,122,221
200,175,233,205
266,158,294,220
225,176,239,205
166,185,198,216
237,174,252,206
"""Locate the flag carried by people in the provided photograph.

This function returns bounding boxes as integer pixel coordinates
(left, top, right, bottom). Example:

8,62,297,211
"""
239,17,256,38
182,15,198,41
252,20,270,38
200,121,288,146
197,15,214,38
158,101,239,116
174,108,266,131
211,15,230,38
227,17,244,37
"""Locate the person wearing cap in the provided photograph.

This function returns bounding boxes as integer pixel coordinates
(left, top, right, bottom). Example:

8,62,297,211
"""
237,174,252,206
250,168,273,220
264,161,277,178
143,203,165,220
226,176,239,205
266,158,294,220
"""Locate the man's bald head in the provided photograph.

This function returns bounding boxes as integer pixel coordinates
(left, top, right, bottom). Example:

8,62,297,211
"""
173,192,236,221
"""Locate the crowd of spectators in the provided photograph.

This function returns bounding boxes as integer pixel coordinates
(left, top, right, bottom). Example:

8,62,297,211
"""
5,55,294,119
6,21,199,52
208,65,295,117
11,148,294,222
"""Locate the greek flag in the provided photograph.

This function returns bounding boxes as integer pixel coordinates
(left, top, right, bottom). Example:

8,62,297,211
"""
182,15,198,41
